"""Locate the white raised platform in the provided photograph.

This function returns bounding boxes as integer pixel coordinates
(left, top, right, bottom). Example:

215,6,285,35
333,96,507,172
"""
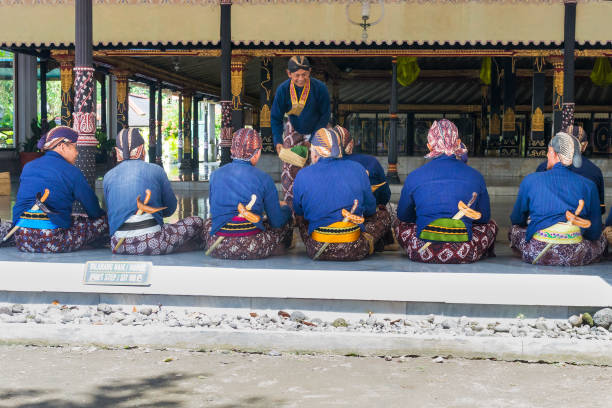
1,246,610,320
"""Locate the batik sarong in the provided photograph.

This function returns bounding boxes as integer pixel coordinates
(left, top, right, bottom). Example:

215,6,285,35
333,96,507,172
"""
509,225,607,266
15,215,109,253
395,220,498,264
281,122,310,208
0,221,14,246
203,218,293,260
111,216,204,255
299,208,392,261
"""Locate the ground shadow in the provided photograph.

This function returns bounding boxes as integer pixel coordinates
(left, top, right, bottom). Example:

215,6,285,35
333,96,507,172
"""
0,371,216,408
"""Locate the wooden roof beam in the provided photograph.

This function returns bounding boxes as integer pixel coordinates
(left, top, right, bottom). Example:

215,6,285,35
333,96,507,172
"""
94,55,258,105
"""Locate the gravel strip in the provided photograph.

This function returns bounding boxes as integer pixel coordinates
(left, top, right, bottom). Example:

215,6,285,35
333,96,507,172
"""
1,303,611,341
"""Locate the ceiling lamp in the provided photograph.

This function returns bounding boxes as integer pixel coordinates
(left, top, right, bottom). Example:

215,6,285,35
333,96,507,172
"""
346,0,385,42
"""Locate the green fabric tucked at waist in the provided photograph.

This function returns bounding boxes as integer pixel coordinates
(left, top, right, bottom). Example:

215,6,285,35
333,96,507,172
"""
419,218,468,242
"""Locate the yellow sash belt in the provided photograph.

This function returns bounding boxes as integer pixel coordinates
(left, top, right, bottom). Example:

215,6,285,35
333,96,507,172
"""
532,222,582,244
311,221,361,243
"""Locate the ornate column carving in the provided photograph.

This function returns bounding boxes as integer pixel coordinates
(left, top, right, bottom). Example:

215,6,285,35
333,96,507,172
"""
178,93,183,165
500,58,518,157
487,60,501,156
220,0,232,165
180,91,193,170
231,55,249,130
52,50,75,127
387,58,400,184
40,57,49,133
259,57,274,153
549,56,564,136
148,83,156,163
562,0,577,131
72,0,96,214
113,70,130,134
156,82,163,165
528,57,547,158
192,96,200,167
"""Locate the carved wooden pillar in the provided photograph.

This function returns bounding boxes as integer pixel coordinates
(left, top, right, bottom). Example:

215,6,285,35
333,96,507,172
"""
148,83,156,163
500,58,518,157
72,0,97,213
39,57,49,133
259,57,274,153
487,60,501,156
193,96,200,167
478,84,488,156
113,70,130,135
387,58,400,184
219,0,233,166
527,57,547,158
178,93,183,165
562,0,577,130
231,55,249,130
550,56,564,136
52,50,75,127
180,91,192,170
156,82,163,165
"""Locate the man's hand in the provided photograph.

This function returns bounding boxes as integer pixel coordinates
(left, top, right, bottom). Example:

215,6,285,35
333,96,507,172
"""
276,144,283,155
604,226,612,245
279,200,287,207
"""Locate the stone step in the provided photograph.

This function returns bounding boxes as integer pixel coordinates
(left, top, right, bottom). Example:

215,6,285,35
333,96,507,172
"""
0,246,610,321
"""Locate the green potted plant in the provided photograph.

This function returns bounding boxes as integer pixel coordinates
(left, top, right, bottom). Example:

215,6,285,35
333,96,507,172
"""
95,129,115,164
19,118,55,169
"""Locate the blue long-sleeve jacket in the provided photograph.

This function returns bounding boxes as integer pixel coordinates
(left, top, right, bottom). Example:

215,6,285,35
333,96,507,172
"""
536,157,605,214
209,160,291,236
270,78,331,146
293,157,376,235
344,153,391,206
103,159,177,236
606,209,612,227
397,155,491,241
511,163,601,241
13,151,104,228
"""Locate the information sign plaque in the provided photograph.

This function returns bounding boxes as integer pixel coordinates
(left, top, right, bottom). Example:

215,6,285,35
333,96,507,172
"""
83,261,152,286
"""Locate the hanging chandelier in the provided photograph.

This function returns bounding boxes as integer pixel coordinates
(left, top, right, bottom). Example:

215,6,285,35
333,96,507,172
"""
345,0,385,42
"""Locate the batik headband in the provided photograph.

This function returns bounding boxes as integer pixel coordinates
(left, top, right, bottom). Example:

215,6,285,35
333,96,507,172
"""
425,119,467,159
116,128,145,162
288,56,311,73
37,126,78,151
231,128,262,161
311,128,342,159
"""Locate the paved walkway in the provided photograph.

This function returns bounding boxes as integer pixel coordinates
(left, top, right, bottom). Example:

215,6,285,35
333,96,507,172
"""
0,345,610,408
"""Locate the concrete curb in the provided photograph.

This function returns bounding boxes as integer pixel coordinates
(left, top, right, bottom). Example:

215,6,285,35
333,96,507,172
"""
1,324,610,366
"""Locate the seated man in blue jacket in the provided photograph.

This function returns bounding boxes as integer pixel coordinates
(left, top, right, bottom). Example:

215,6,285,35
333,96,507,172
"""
10,126,108,253
335,125,391,206
203,128,292,260
395,119,497,264
104,128,204,255
293,128,391,261
535,125,606,215
510,132,605,266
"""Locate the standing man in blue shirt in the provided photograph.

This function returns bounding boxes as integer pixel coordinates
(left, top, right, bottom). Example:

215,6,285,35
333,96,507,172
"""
535,125,606,215
10,126,108,253
293,128,391,261
104,128,204,255
510,132,606,266
395,120,497,264
204,128,293,259
271,56,331,207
